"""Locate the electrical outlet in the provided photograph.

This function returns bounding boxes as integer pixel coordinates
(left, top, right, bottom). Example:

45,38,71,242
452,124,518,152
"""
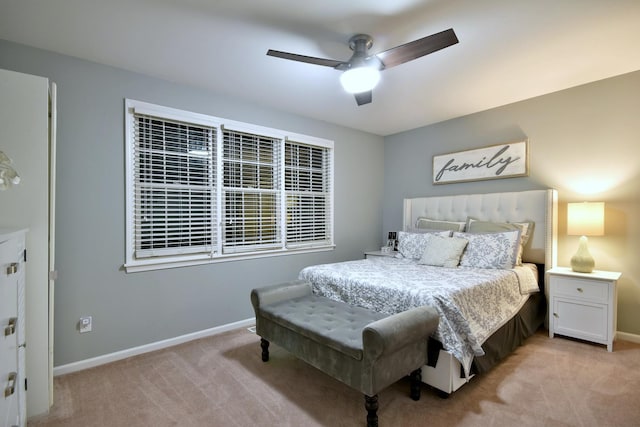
79,316,92,333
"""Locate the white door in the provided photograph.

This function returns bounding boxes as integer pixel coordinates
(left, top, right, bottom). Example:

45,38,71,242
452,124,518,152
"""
0,68,53,418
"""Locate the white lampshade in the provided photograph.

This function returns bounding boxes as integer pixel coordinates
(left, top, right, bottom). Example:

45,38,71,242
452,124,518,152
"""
567,201,604,273
567,202,605,236
340,67,381,94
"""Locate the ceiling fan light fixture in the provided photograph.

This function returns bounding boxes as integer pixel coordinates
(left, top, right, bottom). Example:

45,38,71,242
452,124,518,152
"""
340,66,381,94
268,28,458,105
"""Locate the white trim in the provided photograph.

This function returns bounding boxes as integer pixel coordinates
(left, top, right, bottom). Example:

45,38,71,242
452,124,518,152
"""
128,99,222,128
126,99,333,151
53,317,256,376
124,99,135,268
125,245,334,273
48,81,57,407
617,330,640,344
286,133,334,149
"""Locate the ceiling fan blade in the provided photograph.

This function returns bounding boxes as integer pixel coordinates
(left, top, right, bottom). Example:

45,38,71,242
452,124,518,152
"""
354,91,372,106
376,28,458,69
267,49,343,68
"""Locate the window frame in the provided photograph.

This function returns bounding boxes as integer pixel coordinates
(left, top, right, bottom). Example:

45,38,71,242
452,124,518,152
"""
124,99,334,272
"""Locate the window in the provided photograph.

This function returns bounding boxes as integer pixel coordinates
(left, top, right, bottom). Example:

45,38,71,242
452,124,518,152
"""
284,141,332,248
125,99,334,272
222,129,280,254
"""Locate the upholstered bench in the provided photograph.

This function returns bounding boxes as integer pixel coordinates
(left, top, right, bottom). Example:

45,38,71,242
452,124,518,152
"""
250,280,439,427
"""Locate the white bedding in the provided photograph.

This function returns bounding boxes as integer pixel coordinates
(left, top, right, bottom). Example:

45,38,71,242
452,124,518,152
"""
299,257,538,376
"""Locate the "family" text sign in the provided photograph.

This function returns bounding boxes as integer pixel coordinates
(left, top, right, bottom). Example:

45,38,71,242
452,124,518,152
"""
433,141,528,184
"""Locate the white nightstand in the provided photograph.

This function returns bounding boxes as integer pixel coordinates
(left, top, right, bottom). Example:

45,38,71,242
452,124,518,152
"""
547,267,621,351
364,250,398,259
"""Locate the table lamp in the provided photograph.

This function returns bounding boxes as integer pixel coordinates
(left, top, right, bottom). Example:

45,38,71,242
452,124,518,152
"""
567,202,604,273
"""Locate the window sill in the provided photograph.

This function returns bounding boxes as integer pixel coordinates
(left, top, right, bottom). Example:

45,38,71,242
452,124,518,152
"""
124,245,335,273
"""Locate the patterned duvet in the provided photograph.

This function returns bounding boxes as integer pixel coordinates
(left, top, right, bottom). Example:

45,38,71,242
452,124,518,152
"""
299,256,539,376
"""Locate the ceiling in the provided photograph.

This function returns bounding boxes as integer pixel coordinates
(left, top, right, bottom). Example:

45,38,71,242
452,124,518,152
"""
2,0,640,136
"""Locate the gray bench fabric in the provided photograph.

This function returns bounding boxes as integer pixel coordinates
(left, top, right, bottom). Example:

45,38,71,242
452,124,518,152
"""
251,279,439,398
260,294,387,360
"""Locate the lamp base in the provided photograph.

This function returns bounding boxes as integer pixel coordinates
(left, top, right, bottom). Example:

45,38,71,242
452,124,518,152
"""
571,235,595,273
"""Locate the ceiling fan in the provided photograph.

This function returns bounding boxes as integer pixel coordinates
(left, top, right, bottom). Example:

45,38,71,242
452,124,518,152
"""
267,28,459,106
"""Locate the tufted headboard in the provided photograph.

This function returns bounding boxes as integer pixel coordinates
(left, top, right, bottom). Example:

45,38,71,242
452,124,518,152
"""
403,189,558,268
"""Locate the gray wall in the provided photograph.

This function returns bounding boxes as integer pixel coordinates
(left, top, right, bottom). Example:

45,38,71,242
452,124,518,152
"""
383,70,640,336
0,40,385,366
3,37,638,367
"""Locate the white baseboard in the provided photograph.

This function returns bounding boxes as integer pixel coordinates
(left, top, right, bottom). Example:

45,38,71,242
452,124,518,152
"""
52,322,640,377
617,330,640,344
53,317,256,376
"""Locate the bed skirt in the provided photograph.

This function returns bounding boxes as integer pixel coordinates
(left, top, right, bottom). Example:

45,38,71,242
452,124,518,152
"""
427,291,546,376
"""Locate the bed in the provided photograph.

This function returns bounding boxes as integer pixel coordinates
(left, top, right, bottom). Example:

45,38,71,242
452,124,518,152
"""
299,189,558,394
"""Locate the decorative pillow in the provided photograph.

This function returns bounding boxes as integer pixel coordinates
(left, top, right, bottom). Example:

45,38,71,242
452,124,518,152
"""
396,230,452,260
418,235,469,268
466,218,534,265
416,217,466,232
406,227,448,234
511,221,534,246
454,230,522,269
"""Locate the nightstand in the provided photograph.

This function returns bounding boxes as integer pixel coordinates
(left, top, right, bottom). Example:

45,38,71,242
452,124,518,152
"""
364,250,398,259
547,267,621,351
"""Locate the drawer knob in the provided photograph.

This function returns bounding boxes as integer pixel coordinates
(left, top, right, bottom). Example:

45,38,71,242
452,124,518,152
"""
6,262,18,275
4,372,17,397
553,313,559,318
4,317,16,336
576,287,584,292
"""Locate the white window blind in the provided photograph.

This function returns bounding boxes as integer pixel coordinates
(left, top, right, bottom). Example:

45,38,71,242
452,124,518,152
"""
285,140,332,248
125,99,334,272
132,114,216,258
222,129,281,254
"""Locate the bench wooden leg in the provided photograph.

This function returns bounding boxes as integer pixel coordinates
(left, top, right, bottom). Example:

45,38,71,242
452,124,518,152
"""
364,394,378,427
409,368,422,401
260,338,270,362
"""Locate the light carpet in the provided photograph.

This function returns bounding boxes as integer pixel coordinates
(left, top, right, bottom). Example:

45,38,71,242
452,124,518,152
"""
28,329,640,426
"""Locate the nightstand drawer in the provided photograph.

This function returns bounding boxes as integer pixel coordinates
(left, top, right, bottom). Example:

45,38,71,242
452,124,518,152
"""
552,276,608,302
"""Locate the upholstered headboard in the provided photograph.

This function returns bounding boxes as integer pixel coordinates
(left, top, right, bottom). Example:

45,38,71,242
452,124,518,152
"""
403,189,558,268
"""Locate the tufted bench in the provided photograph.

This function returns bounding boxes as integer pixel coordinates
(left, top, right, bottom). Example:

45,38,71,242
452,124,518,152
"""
251,280,439,427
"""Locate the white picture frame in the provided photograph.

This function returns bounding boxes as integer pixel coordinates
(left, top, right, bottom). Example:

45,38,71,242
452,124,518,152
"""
433,140,529,184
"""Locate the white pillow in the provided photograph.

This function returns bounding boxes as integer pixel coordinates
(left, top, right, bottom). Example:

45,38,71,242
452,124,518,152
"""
454,230,522,269
396,230,452,260
418,235,469,268
415,217,466,232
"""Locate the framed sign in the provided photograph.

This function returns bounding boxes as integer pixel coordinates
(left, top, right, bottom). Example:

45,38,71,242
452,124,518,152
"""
433,140,528,184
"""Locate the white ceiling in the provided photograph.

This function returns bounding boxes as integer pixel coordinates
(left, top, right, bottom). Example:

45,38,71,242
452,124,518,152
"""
2,0,640,136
